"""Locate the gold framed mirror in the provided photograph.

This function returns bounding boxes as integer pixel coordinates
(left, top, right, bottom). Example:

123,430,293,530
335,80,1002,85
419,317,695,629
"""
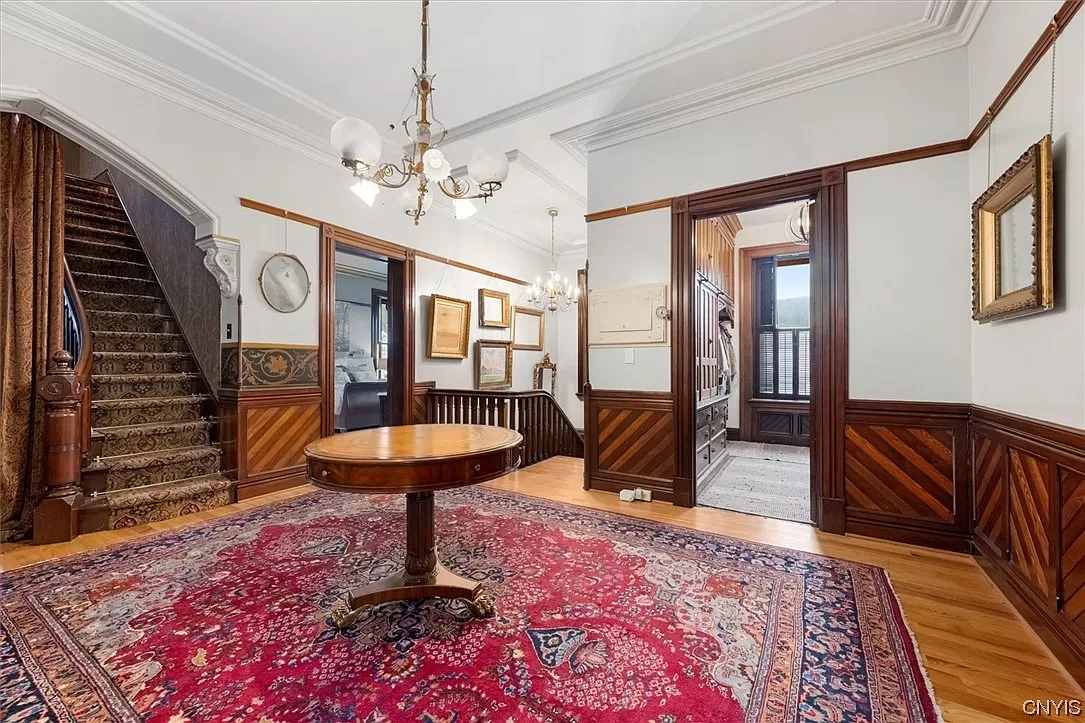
972,135,1054,322
258,253,311,314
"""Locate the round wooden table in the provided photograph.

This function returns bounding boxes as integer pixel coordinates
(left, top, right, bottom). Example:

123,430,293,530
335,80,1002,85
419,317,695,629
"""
304,424,523,627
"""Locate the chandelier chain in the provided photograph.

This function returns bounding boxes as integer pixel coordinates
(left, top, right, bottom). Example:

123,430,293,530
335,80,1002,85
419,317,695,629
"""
986,115,992,187
1049,34,1057,138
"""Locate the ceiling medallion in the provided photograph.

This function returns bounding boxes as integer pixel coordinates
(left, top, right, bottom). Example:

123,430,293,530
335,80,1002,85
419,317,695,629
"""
330,0,508,225
526,208,579,313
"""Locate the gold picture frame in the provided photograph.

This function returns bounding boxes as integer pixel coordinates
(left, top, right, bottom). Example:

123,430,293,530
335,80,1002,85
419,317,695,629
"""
427,294,471,358
476,339,513,389
479,288,511,328
533,353,557,395
258,253,311,314
972,135,1054,322
511,306,545,351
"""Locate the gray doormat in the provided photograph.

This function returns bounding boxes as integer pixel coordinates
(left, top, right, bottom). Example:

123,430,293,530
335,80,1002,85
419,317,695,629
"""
698,441,812,523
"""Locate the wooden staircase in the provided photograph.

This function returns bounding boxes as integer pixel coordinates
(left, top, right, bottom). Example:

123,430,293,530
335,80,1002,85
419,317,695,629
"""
45,175,233,536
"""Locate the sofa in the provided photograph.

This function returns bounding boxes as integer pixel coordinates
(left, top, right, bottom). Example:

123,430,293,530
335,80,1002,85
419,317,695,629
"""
334,355,387,431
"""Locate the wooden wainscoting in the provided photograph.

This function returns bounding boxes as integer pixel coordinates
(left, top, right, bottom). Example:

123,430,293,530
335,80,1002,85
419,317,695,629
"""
843,400,971,551
584,388,677,503
970,405,1085,684
219,386,321,500
747,399,810,447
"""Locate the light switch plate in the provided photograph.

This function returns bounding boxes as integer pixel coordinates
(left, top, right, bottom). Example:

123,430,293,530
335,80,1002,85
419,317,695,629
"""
624,349,635,364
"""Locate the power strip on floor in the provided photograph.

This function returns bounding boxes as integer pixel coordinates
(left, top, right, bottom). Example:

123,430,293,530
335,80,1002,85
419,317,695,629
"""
619,488,653,502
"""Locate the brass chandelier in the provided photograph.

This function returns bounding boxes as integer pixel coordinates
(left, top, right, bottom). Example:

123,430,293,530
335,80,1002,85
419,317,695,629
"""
330,0,508,225
526,208,579,313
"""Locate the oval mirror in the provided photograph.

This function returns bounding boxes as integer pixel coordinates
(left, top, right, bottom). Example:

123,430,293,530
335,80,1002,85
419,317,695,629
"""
258,253,310,313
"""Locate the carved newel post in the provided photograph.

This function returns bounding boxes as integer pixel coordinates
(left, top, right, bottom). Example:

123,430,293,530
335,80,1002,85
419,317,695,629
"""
33,350,85,544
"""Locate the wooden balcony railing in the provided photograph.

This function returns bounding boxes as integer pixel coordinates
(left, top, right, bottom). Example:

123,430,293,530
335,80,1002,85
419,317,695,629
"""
421,388,583,466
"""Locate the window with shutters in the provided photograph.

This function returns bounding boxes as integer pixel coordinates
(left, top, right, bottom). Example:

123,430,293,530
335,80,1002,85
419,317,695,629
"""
753,253,810,400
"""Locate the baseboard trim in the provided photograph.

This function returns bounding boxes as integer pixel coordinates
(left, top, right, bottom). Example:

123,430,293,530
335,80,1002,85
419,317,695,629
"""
974,534,1085,684
237,467,310,500
587,473,675,503
846,508,970,552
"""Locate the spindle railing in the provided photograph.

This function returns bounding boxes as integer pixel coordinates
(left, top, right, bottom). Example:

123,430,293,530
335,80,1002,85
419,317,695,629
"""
63,260,93,457
423,388,583,466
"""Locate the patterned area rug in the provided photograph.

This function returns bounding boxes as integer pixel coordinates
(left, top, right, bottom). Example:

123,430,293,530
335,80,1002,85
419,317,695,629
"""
699,442,813,523
1,488,940,722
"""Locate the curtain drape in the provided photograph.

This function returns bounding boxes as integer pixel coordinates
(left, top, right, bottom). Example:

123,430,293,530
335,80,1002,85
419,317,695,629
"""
0,112,66,541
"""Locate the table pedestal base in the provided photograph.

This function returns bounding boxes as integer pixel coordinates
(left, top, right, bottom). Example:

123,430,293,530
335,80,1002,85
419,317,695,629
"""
331,491,495,629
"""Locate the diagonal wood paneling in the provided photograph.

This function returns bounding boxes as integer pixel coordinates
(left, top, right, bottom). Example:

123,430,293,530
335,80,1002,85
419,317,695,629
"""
1009,448,1051,599
246,402,321,474
844,423,955,521
1061,466,1085,634
973,435,1007,553
596,406,674,480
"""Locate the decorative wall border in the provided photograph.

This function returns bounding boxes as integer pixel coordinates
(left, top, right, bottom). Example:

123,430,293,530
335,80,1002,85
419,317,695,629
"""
221,344,319,388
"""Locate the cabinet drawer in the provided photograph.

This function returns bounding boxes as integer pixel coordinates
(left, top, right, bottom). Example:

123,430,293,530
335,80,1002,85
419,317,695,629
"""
697,423,712,448
696,442,711,475
710,435,727,463
696,407,711,430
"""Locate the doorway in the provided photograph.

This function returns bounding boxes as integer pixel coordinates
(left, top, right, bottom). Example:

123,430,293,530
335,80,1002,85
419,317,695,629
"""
319,225,415,436
691,201,813,523
670,167,848,533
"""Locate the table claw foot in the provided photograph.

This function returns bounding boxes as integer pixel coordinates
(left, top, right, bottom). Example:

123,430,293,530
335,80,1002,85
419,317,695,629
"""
463,591,496,619
331,604,365,630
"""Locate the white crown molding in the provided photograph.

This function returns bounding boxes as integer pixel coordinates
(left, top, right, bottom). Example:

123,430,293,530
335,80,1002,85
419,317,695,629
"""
448,149,586,210
0,84,219,235
2,1,338,168
552,0,990,156
107,0,407,159
439,0,836,147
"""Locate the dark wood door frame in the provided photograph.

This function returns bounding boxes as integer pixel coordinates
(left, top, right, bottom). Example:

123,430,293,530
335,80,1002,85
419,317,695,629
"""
738,242,812,445
672,167,847,532
319,224,415,436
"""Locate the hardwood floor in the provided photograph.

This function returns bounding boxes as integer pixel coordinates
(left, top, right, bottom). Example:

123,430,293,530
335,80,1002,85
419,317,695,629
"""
3,456,1080,721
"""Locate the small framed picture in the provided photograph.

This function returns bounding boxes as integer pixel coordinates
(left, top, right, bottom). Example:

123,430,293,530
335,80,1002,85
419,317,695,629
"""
479,288,511,328
427,294,471,359
476,339,513,389
972,135,1054,322
512,306,544,351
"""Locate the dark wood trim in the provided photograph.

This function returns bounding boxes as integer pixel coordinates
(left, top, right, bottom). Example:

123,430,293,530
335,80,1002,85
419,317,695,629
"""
218,385,321,499
576,266,588,399
584,1,1081,225
672,167,846,531
584,198,671,223
967,1,1083,146
737,241,810,443
972,404,1085,459
239,197,321,227
670,197,695,507
844,399,971,552
414,249,527,286
585,388,676,502
320,225,415,435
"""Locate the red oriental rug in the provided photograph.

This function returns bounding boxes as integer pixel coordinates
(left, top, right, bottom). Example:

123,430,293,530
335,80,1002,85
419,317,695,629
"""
1,488,941,722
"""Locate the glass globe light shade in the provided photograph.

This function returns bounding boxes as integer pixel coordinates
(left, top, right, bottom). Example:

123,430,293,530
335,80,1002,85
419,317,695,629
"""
330,117,382,167
467,148,509,186
422,148,451,180
453,198,477,220
350,178,380,207
397,187,433,215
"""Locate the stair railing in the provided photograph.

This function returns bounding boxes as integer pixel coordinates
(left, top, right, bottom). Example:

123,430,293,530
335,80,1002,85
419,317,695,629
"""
62,260,94,457
33,263,93,543
422,388,584,466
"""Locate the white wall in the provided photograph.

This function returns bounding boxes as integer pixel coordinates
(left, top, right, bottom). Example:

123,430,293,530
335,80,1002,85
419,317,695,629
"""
587,209,672,391
848,152,973,403
587,46,971,401
556,249,587,427
1,32,551,350
968,3,1085,428
414,257,557,395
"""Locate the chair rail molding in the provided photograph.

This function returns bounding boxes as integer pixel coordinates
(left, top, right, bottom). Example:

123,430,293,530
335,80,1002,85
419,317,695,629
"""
195,235,241,298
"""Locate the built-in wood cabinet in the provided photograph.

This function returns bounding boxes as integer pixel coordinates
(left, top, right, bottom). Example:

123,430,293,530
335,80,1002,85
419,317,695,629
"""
695,396,729,484
694,216,738,296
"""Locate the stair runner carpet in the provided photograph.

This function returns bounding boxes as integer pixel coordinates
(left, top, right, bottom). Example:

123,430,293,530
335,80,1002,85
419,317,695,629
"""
64,175,233,529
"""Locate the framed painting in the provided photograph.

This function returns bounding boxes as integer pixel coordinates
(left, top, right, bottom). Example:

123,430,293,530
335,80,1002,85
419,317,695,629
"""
512,306,545,351
427,294,471,358
972,135,1054,322
476,339,512,389
479,288,511,328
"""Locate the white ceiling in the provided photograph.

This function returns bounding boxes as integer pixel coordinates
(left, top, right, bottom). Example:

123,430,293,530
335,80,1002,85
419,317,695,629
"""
13,1,989,255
